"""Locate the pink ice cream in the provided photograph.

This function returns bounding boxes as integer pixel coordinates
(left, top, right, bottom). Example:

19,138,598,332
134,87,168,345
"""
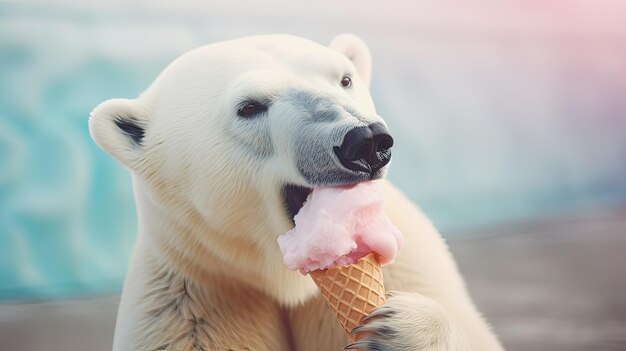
277,181,403,274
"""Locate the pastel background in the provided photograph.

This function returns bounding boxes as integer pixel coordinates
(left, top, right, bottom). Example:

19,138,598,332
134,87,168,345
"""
1,1,625,350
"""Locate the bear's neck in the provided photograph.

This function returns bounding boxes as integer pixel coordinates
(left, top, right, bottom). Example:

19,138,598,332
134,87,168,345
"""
129,177,318,306
131,180,259,282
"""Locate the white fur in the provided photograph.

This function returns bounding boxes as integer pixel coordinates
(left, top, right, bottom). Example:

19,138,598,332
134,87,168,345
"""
89,34,503,350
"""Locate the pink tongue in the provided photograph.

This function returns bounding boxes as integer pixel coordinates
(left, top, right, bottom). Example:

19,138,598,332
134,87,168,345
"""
277,181,403,274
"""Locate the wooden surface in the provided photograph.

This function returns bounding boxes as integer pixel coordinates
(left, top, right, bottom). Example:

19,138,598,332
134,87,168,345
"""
449,208,626,351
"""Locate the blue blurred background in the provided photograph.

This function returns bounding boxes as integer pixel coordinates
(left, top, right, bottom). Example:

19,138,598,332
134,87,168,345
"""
1,1,625,349
1,0,625,300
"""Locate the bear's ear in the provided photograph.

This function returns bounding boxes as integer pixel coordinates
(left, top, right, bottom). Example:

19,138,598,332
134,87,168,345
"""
88,98,149,169
329,34,372,88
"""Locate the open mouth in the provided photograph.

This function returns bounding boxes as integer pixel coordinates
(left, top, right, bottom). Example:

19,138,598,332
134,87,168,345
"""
283,184,313,223
282,181,365,223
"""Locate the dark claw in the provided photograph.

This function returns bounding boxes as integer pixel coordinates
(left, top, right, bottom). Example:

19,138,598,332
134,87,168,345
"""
364,306,394,321
351,324,374,334
344,341,369,350
352,323,398,339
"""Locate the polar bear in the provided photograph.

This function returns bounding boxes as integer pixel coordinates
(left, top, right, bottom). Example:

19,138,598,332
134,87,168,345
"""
89,34,504,351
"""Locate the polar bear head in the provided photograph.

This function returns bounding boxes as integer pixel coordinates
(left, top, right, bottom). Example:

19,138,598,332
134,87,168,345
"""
89,34,393,304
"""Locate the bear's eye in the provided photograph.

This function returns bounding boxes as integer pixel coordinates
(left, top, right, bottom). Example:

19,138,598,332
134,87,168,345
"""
340,76,352,88
237,101,268,118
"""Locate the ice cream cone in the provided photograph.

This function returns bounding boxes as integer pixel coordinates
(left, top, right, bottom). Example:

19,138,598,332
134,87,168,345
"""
309,253,386,341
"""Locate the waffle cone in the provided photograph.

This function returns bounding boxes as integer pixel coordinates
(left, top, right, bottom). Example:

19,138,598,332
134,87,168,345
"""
309,253,386,341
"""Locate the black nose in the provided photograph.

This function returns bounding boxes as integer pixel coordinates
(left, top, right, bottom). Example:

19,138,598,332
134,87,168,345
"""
334,123,394,175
